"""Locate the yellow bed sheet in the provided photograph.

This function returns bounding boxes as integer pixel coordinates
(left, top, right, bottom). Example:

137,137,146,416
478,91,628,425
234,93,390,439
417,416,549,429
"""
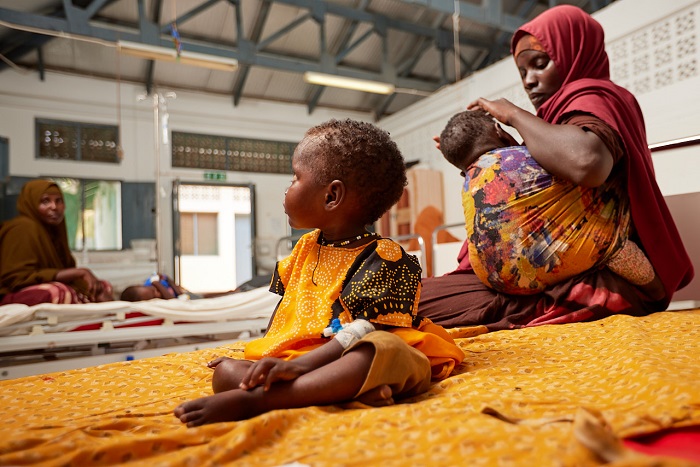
1,310,699,466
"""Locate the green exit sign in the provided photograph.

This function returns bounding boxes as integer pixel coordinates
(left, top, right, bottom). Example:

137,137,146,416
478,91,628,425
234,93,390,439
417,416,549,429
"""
204,171,226,181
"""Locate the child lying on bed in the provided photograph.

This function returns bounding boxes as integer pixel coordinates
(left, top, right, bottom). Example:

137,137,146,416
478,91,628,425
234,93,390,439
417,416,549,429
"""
439,110,664,299
120,274,273,301
120,274,196,301
174,119,465,426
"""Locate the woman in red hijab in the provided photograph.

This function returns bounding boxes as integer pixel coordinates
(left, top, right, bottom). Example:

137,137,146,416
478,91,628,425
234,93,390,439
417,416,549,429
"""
418,5,693,329
0,179,113,305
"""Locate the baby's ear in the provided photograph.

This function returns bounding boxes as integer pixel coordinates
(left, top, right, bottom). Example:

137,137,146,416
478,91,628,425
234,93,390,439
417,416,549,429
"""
494,122,505,137
495,123,519,146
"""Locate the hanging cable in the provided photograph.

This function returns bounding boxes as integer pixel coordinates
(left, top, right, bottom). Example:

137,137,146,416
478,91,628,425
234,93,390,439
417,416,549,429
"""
452,0,461,82
115,43,124,160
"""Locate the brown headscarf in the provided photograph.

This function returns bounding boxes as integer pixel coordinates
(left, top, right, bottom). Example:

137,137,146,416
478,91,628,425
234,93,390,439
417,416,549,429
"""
0,179,76,294
510,5,693,305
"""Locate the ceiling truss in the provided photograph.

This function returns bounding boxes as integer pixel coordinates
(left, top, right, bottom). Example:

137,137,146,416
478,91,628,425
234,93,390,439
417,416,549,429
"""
0,0,612,118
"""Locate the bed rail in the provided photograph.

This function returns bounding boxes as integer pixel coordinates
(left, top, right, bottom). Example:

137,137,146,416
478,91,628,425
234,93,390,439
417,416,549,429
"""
275,234,304,260
0,318,269,354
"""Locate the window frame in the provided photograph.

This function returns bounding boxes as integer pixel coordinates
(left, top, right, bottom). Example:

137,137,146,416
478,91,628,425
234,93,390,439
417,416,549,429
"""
36,118,120,163
46,176,123,252
171,131,295,174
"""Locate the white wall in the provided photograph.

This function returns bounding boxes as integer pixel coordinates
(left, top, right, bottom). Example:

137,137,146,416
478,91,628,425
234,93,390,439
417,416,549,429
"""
382,0,700,224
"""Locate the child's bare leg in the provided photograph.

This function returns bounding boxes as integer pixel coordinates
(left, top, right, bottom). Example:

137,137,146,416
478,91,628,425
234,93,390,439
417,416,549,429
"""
214,354,393,408
175,345,376,426
210,358,253,393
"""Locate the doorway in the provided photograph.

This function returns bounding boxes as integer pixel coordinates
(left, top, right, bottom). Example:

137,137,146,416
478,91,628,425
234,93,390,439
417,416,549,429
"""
172,181,256,293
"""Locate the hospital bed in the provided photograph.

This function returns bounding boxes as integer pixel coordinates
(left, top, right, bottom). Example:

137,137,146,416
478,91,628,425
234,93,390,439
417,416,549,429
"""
0,287,279,380
0,308,698,465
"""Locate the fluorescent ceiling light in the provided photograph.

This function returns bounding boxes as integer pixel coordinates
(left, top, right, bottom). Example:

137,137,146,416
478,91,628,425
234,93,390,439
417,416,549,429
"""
304,71,395,94
117,41,238,72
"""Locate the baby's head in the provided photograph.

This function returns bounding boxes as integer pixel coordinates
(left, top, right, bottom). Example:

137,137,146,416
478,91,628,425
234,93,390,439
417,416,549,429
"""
440,111,518,171
120,285,159,302
298,119,407,225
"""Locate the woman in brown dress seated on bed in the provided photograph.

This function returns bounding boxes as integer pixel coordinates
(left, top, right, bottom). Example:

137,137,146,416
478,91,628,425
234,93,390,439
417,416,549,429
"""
0,179,113,306
418,5,693,330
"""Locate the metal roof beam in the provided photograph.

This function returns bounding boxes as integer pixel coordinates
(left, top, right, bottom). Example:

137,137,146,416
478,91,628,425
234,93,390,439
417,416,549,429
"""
84,0,115,19
274,0,494,50
0,6,439,93
256,12,312,51
334,27,373,64
0,2,119,73
306,0,370,114
373,11,448,119
233,0,270,106
160,0,221,34
396,0,526,34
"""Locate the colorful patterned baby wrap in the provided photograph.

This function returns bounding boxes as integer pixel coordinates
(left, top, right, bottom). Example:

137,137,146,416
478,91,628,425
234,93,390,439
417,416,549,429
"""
462,146,630,295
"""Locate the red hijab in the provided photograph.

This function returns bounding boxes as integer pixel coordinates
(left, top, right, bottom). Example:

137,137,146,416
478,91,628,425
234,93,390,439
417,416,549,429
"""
511,5,693,303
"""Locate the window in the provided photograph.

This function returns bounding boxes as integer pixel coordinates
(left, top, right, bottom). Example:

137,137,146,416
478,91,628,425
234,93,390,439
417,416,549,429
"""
51,178,122,251
37,119,120,163
180,212,218,255
172,131,294,174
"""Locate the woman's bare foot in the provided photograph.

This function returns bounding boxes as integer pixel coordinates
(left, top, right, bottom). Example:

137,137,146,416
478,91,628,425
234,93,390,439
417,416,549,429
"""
356,385,394,407
175,390,260,427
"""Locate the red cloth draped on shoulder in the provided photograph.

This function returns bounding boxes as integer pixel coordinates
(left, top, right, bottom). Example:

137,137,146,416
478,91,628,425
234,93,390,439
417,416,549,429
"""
511,5,693,306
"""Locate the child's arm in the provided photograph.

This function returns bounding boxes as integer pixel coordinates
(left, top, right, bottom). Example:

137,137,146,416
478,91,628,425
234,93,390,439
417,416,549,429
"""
241,320,377,391
240,339,345,391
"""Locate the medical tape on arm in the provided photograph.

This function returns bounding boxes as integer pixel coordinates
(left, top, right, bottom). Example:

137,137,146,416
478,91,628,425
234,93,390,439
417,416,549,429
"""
335,319,376,349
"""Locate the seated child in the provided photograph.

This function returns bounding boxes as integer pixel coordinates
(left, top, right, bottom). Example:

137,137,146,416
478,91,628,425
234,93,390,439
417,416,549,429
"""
174,118,465,426
439,110,663,299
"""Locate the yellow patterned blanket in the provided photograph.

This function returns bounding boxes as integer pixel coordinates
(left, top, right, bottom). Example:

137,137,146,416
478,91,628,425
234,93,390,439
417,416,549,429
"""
2,310,699,466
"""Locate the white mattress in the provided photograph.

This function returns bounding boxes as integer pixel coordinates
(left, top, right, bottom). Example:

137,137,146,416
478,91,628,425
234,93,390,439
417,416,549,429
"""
0,286,279,337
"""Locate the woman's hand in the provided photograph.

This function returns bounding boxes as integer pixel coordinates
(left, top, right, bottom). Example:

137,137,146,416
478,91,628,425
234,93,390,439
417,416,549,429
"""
55,267,101,300
468,96,614,187
95,281,114,302
239,357,311,391
467,97,522,126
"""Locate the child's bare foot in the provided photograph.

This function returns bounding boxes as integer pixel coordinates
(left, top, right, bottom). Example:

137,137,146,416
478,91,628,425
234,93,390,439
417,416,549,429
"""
356,385,394,407
175,390,259,427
